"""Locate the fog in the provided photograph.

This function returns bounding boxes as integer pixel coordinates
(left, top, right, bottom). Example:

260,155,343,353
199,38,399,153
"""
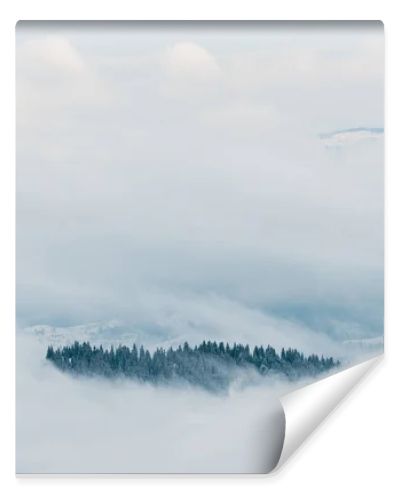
15,22,383,473
16,334,285,473
16,22,383,347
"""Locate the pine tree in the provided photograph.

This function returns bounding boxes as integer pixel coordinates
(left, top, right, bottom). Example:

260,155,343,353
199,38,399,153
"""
46,340,339,392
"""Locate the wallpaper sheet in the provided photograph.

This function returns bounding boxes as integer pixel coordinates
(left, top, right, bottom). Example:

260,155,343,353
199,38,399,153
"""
16,21,384,474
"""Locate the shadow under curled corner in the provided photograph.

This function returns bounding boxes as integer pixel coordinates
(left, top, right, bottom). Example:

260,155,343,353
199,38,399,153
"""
272,355,383,472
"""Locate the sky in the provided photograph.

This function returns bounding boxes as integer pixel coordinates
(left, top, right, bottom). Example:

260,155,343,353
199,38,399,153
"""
16,22,384,358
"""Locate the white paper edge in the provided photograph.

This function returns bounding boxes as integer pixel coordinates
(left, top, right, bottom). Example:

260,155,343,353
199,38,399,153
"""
275,354,383,470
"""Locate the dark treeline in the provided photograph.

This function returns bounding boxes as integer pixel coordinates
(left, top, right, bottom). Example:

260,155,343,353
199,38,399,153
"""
46,341,339,391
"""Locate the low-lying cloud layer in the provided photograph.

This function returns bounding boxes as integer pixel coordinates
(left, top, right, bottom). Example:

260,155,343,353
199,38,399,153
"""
16,334,285,473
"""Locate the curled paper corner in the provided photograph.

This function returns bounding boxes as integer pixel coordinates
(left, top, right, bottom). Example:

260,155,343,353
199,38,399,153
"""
274,354,383,471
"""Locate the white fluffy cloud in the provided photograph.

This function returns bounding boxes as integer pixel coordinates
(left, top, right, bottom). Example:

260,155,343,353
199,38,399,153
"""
164,42,221,81
161,41,222,99
20,35,86,74
16,33,110,130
